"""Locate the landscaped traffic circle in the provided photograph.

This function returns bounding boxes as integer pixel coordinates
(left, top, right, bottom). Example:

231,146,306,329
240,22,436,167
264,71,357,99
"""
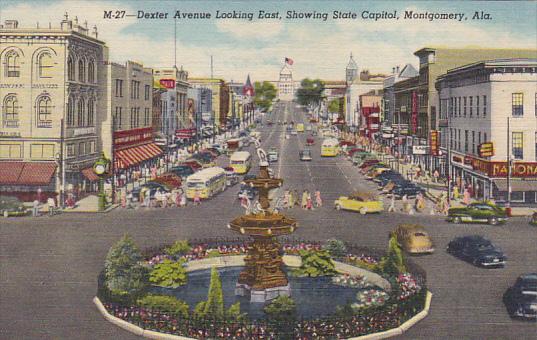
96,237,430,339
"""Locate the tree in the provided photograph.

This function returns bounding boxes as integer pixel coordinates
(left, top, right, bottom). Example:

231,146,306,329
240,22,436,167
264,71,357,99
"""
149,259,187,288
328,99,340,114
203,267,225,318
323,239,347,258
254,81,277,112
380,234,406,276
292,249,337,277
104,234,148,295
226,301,246,321
164,240,191,258
137,294,189,318
296,78,325,110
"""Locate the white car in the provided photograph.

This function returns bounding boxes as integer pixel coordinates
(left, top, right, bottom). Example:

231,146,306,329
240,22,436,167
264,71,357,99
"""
299,149,312,161
268,149,279,162
291,130,298,136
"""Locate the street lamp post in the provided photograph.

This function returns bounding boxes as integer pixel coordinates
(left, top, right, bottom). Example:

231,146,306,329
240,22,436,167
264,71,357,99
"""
93,152,110,212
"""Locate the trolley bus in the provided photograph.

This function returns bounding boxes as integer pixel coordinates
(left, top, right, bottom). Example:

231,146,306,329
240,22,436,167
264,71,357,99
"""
185,167,226,199
229,151,252,174
321,138,339,157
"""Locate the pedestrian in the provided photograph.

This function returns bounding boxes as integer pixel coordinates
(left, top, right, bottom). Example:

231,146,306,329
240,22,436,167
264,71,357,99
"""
193,191,201,205
283,190,290,209
293,190,299,207
139,189,145,207
173,190,180,208
402,194,410,213
126,191,134,209
180,190,187,207
47,197,55,216
315,190,322,208
302,190,308,209
120,190,127,208
161,191,168,208
442,198,450,215
433,169,439,183
143,189,151,208
463,187,470,205
306,192,314,210
288,190,295,209
32,198,40,217
154,189,161,208
452,186,460,200
387,194,396,212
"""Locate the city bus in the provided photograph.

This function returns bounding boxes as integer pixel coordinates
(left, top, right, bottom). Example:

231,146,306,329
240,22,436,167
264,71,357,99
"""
229,151,252,174
296,123,305,132
185,167,226,199
321,138,339,157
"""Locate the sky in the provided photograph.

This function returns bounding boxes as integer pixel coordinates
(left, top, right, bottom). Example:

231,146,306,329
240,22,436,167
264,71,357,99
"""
1,0,536,83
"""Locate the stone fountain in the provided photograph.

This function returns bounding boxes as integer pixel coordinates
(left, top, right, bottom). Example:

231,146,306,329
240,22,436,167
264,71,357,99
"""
228,146,297,302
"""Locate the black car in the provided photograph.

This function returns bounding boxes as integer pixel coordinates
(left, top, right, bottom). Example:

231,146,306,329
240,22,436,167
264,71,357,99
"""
192,153,214,162
375,171,404,184
504,273,537,320
170,165,195,178
242,174,257,182
378,175,406,188
447,235,506,268
392,184,425,198
237,184,257,201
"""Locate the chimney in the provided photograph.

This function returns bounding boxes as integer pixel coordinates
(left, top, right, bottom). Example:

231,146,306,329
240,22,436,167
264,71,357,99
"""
4,20,19,29
396,66,400,74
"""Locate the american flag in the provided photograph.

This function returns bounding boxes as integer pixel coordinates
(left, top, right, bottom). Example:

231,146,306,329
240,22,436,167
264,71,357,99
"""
285,57,294,65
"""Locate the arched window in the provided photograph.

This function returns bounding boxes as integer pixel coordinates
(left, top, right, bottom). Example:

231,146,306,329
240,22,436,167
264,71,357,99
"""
78,59,85,82
67,96,75,126
36,96,52,127
87,98,95,126
5,50,20,77
77,98,85,126
3,95,19,127
67,55,75,81
87,59,95,83
37,52,53,78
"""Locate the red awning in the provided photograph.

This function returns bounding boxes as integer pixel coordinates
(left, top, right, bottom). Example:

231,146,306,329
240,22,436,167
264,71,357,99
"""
81,167,99,182
0,161,56,186
115,143,163,170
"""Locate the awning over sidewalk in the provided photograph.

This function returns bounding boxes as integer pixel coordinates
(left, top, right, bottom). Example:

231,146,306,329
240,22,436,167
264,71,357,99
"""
115,143,163,170
493,178,537,192
81,167,99,182
0,161,56,185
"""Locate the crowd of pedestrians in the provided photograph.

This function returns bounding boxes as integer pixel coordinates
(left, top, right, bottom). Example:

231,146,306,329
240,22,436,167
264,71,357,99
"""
277,189,323,211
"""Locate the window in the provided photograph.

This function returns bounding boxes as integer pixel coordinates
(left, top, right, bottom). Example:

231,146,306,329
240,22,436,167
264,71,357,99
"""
463,97,467,117
37,52,53,78
464,130,468,153
145,85,150,101
66,144,75,158
68,56,75,81
144,108,150,126
458,97,461,117
512,132,523,159
458,129,461,151
484,132,487,143
478,132,481,146
0,144,22,158
5,50,20,77
535,132,537,160
472,131,475,154
78,142,85,155
30,144,54,159
476,96,480,117
131,80,140,99
512,93,524,116
115,79,123,97
483,95,487,116
78,59,86,82
114,107,122,130
67,97,75,126
450,128,454,149
89,140,96,154
3,95,19,127
449,97,453,117
469,96,473,117
87,59,95,83
36,96,52,127
87,99,94,126
77,98,85,127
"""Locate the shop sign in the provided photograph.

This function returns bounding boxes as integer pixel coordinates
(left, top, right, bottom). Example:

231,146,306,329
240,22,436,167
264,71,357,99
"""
478,142,494,157
430,130,439,156
464,156,473,165
411,91,418,134
382,133,394,139
0,131,21,137
176,128,196,139
490,162,537,178
412,145,429,155
114,127,153,147
452,155,463,164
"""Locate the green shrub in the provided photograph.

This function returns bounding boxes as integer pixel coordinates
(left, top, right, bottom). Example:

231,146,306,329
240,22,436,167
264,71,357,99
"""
193,301,207,318
207,249,221,258
104,234,148,295
149,259,187,288
292,249,337,277
226,301,246,321
379,234,406,276
263,295,296,320
137,294,189,317
203,267,225,319
164,240,191,257
323,239,347,258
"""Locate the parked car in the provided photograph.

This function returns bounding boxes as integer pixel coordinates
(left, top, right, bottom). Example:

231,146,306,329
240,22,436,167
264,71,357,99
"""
181,159,203,171
170,165,195,179
131,182,169,201
378,174,406,187
224,167,240,187
306,137,315,146
392,224,435,254
447,235,506,268
299,149,313,161
201,148,220,157
373,170,400,183
268,148,279,163
392,184,424,199
447,202,508,225
365,166,391,180
347,148,365,158
503,273,537,320
210,143,226,154
358,159,380,169
237,184,257,200
0,196,28,217
339,140,356,148
189,155,215,168
334,192,384,214
153,173,182,189
291,129,298,136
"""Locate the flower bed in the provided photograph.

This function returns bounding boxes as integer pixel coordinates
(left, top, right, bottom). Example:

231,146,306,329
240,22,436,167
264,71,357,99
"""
98,239,427,339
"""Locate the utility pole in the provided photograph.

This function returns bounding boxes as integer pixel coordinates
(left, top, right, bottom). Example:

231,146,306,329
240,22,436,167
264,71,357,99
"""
506,116,511,212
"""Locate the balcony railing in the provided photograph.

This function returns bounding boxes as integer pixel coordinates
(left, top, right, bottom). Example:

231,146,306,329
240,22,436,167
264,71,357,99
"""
7,70,20,77
37,120,52,128
3,120,19,128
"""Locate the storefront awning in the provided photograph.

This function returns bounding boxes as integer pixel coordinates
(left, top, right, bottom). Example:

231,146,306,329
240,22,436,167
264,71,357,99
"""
81,167,99,182
115,143,163,170
0,161,56,185
493,179,537,192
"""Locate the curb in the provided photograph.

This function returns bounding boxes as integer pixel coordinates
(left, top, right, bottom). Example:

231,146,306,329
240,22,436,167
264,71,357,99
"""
94,291,432,340
61,204,119,214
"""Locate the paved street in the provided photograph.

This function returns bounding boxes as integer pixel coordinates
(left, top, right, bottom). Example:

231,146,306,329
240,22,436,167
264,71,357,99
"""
1,101,536,340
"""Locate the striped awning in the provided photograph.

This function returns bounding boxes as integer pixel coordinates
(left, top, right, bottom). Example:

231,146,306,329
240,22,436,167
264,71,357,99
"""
81,167,99,182
0,161,56,185
115,143,162,169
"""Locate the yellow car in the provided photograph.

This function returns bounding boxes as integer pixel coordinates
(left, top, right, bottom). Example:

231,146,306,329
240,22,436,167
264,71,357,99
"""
365,166,391,180
334,192,384,214
392,224,435,254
